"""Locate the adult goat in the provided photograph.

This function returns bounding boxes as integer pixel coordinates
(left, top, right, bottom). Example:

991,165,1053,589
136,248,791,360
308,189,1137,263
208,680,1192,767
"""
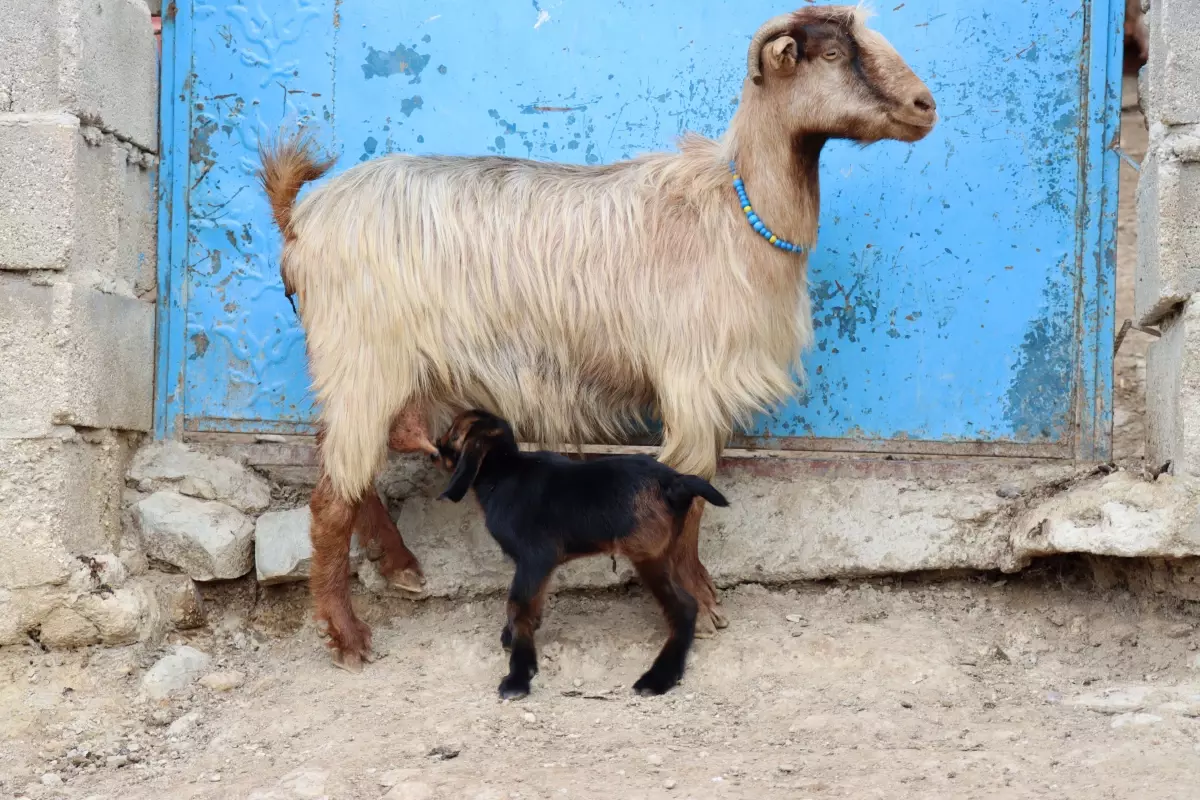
259,5,937,671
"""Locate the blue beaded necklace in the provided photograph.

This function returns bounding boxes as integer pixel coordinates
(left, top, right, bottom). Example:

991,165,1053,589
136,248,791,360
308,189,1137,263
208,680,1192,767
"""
729,161,808,254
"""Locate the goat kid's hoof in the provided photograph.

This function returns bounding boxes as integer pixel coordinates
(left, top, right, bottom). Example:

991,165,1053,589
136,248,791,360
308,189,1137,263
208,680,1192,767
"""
632,670,681,696
497,676,532,700
331,646,378,674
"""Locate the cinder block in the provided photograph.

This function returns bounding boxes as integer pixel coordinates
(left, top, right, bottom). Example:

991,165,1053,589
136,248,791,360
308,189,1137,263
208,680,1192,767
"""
0,0,158,149
0,113,77,271
0,114,156,291
0,280,154,437
1135,141,1200,325
1146,298,1200,477
1145,0,1200,126
0,432,133,590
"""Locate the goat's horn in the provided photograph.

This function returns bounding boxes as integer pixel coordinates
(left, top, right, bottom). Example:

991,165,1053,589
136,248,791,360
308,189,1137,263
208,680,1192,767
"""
746,13,799,85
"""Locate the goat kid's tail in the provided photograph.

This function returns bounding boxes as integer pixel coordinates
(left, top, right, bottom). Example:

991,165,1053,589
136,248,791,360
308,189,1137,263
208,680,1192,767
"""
662,474,730,517
256,131,336,296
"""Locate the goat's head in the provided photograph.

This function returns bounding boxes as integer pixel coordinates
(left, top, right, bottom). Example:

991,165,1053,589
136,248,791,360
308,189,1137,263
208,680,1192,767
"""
434,409,518,502
746,5,936,144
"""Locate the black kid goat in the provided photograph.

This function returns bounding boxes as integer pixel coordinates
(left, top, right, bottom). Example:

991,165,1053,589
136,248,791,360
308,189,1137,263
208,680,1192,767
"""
433,409,730,699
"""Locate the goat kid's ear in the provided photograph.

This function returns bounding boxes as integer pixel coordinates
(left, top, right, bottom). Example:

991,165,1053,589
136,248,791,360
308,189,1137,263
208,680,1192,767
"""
764,35,800,78
439,441,484,503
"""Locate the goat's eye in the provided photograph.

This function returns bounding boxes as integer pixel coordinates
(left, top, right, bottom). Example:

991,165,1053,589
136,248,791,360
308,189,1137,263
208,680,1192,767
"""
822,50,840,61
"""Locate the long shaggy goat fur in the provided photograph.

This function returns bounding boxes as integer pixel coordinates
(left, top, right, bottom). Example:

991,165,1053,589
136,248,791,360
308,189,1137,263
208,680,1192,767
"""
269,133,811,499
258,4,936,666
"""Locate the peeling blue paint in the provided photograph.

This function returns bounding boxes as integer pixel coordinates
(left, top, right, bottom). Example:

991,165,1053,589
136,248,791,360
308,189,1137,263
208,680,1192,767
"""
158,0,1119,454
361,41,430,83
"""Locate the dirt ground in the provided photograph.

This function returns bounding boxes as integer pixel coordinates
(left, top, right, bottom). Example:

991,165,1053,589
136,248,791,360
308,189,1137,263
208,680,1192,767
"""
3,77,1191,800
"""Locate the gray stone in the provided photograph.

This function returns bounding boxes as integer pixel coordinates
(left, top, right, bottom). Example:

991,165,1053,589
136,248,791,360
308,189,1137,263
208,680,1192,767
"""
1145,0,1200,126
1135,146,1200,325
72,585,149,644
38,607,100,648
247,767,329,800
255,506,366,584
0,0,158,148
1111,712,1164,728
165,710,202,738
1066,686,1157,714
0,114,76,271
198,670,244,692
0,117,156,290
156,574,206,630
135,492,255,581
141,647,211,700
130,442,272,514
0,280,153,437
0,434,133,590
1147,299,1200,477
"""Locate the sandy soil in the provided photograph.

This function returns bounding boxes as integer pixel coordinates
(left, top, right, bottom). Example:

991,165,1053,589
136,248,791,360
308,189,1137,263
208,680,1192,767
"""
3,571,1200,800
1,71,1180,800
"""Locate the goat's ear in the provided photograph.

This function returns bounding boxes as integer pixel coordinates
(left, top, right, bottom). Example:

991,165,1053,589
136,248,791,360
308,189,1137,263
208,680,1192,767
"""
439,440,484,502
764,35,800,78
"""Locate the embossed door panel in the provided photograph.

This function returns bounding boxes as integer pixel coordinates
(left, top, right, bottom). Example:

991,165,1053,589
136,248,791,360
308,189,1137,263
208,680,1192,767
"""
157,1,1120,459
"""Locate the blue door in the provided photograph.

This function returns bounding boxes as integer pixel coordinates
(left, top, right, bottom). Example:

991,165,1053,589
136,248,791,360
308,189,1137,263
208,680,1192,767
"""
156,0,1120,460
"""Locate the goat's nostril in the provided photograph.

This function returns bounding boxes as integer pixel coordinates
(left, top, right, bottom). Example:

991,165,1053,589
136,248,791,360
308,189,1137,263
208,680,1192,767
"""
912,92,936,114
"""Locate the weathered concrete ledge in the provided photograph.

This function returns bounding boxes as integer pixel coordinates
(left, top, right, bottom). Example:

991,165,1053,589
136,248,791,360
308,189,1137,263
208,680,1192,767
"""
196,440,1200,600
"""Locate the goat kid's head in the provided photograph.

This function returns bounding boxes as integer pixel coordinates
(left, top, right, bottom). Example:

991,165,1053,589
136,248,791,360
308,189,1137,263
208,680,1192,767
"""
434,409,519,503
746,5,937,144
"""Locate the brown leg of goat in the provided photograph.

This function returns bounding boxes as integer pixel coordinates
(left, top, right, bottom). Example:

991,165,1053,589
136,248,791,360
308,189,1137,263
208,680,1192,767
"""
310,473,374,672
672,498,726,638
356,406,438,594
630,554,698,695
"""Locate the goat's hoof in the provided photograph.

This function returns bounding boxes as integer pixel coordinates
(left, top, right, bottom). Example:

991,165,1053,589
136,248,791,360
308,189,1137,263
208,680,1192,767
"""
331,646,376,673
500,626,513,651
709,605,729,629
632,670,679,696
387,566,427,595
694,612,718,639
498,676,531,700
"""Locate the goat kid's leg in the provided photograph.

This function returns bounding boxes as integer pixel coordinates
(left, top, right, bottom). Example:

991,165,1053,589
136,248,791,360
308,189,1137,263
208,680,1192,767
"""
674,498,727,638
631,556,698,696
501,573,550,651
498,560,555,699
309,474,374,672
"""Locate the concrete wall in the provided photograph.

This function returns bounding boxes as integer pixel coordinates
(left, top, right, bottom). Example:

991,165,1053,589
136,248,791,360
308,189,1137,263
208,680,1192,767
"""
0,0,184,647
1139,0,1200,477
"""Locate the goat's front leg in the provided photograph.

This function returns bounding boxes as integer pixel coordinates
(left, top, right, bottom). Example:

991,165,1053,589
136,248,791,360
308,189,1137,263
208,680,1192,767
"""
309,474,374,672
500,576,549,651
498,555,556,699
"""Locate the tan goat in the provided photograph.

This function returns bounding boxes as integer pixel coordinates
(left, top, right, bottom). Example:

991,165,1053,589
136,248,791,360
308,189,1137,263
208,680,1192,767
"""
259,5,937,671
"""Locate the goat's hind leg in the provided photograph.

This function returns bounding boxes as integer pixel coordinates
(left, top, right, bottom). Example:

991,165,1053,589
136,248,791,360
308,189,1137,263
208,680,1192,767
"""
357,406,438,594
498,556,555,699
630,555,697,696
676,498,727,638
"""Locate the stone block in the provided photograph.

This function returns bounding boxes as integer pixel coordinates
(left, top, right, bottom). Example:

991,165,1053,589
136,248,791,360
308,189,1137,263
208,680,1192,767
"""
0,0,158,149
255,507,364,584
1136,139,1200,325
0,433,133,590
0,115,157,292
0,113,77,271
1146,298,1200,477
130,441,272,514
0,280,154,437
1144,0,1200,126
134,492,255,581
38,606,101,648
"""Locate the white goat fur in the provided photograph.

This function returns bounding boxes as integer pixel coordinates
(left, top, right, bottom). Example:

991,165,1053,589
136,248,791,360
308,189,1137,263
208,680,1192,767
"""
283,130,814,500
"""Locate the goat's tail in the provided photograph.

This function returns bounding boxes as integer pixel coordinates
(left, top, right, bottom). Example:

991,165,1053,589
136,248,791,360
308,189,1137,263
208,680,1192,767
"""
256,131,337,295
662,474,730,518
